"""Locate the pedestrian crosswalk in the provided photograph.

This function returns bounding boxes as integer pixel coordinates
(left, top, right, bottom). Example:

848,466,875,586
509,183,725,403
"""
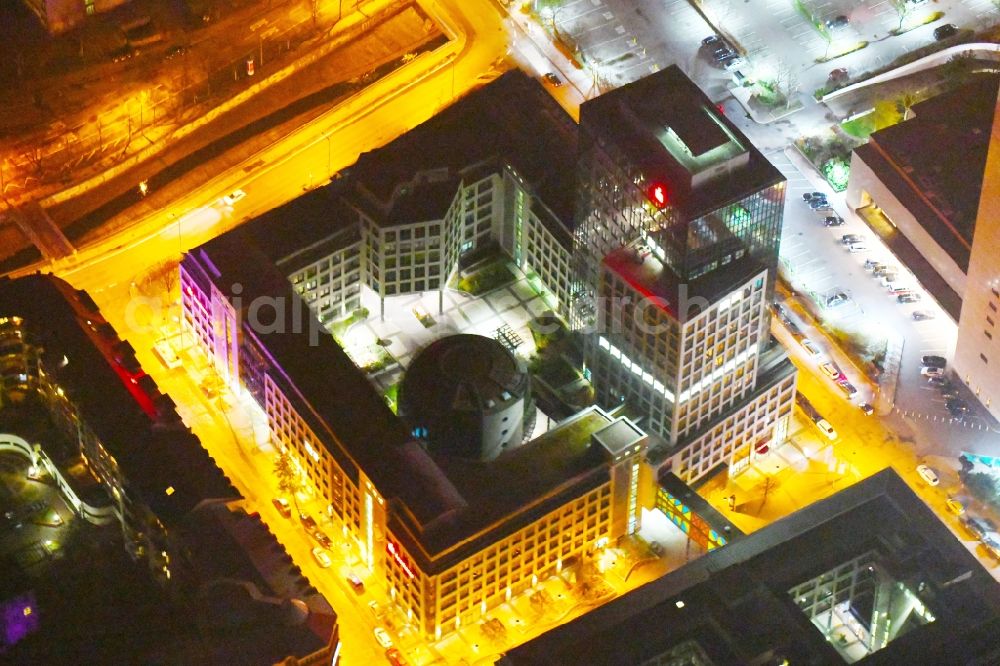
895,408,998,432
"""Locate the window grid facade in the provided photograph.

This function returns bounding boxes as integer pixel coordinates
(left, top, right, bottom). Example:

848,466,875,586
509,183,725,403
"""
288,242,363,324
674,370,795,483
420,484,613,637
278,168,574,330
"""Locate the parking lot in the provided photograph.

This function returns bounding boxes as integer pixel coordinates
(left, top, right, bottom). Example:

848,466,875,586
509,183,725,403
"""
545,0,731,90
769,146,1000,459
0,453,74,575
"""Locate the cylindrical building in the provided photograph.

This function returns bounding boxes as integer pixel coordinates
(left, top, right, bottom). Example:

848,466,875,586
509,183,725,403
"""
399,334,529,461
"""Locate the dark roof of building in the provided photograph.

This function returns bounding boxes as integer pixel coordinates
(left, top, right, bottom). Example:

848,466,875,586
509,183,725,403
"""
394,407,623,565
859,74,1000,272
503,468,1000,666
235,183,360,268
347,69,580,225
178,501,337,662
190,232,410,488
580,65,784,219
0,274,238,523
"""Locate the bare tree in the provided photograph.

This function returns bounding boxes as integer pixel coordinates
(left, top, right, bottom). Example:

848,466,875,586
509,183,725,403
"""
138,259,179,298
274,449,301,512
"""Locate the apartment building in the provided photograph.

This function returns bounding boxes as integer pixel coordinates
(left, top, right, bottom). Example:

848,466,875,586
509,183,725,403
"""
573,65,796,483
0,274,237,574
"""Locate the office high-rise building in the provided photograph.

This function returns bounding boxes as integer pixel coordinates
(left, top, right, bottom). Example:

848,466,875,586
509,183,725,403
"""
573,66,796,482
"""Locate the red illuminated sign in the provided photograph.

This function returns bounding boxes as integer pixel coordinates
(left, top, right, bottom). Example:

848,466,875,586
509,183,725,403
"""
386,540,416,580
648,183,668,208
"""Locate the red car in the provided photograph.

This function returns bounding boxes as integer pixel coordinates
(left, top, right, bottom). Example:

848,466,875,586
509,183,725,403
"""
385,647,408,666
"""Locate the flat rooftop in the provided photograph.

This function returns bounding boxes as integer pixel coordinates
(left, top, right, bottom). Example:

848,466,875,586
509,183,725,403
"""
349,69,580,225
231,184,360,268
580,65,784,218
860,74,999,272
415,408,623,560
503,468,1000,665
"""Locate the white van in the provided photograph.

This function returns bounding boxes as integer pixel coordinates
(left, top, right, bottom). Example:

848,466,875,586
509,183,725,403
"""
814,418,838,440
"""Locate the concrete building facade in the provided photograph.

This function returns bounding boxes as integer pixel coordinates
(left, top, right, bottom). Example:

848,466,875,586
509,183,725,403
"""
954,85,1000,420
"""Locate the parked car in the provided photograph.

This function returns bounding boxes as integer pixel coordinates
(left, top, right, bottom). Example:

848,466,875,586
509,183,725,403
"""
271,498,292,518
981,534,1000,559
824,215,845,227
368,600,382,616
848,243,868,253
820,362,843,380
927,376,951,387
916,464,940,486
912,310,935,321
880,273,900,287
299,513,317,531
542,72,563,87
933,23,958,40
836,379,858,396
702,35,721,46
922,355,947,368
801,339,822,357
963,515,998,539
864,259,884,272
809,200,833,211
841,234,863,245
164,44,188,60
311,547,332,568
712,44,735,60
814,418,838,440
110,44,138,62
347,572,365,592
221,189,247,206
888,285,912,296
721,55,745,71
946,498,966,516
374,627,394,649
874,264,896,277
920,366,945,377
947,398,970,417
826,291,850,307
897,293,920,303
826,15,850,29
859,402,875,416
385,647,408,666
311,529,333,548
